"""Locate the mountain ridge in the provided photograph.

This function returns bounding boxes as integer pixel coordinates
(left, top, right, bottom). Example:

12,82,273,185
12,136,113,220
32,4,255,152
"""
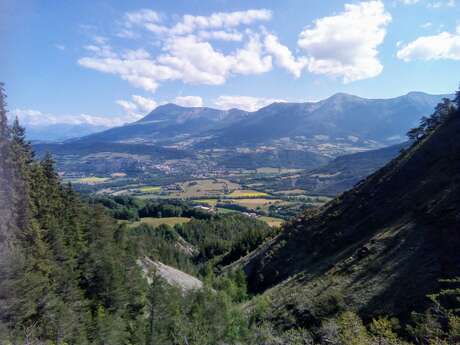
68,91,450,148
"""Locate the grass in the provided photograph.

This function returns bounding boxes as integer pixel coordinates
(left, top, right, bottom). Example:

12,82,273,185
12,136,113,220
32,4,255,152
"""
74,177,110,184
192,199,219,206
258,216,284,228
129,217,191,228
227,190,269,198
167,179,241,198
275,189,306,196
138,186,161,193
230,198,281,207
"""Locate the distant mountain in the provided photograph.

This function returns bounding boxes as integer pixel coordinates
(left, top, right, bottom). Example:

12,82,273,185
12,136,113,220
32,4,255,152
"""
25,123,107,142
200,92,449,148
240,106,460,325
73,92,449,154
78,104,248,144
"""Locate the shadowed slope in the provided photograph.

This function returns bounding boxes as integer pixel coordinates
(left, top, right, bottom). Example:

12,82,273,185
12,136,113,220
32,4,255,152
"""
242,107,460,325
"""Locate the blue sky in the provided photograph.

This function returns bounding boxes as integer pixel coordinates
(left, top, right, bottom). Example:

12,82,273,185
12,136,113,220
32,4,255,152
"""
2,0,460,129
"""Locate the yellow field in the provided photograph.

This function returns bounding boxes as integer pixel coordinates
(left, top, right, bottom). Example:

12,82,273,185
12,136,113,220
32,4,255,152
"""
227,190,269,198
129,217,191,228
228,198,282,209
74,177,110,184
138,186,161,193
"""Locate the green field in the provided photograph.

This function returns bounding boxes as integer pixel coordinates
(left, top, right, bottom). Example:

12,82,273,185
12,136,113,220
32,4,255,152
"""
138,186,161,193
258,216,284,227
128,217,191,228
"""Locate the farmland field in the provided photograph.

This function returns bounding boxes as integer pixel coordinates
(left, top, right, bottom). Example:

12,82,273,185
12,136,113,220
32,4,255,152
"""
167,179,241,198
129,217,191,228
138,186,161,193
225,198,283,210
227,190,269,198
258,216,284,227
255,167,303,174
73,177,111,184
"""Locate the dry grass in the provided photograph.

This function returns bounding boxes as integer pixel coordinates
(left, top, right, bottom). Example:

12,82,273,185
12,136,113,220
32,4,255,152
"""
258,216,284,227
130,217,191,228
74,177,110,185
138,186,161,193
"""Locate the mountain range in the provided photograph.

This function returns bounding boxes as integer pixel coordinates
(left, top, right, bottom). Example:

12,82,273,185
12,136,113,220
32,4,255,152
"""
70,91,448,151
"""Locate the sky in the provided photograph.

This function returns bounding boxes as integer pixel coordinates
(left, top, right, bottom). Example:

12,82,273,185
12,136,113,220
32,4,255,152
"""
1,0,460,129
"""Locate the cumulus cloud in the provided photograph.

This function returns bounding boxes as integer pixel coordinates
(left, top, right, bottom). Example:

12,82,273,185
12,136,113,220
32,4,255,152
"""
231,34,272,75
297,0,391,82
80,31,273,91
174,96,203,107
116,95,157,117
198,30,243,41
214,95,286,112
78,52,180,92
264,34,308,78
11,108,138,128
79,9,275,92
397,26,460,61
169,9,272,35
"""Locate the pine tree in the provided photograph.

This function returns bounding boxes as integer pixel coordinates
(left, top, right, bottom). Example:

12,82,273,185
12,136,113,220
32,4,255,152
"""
454,85,460,109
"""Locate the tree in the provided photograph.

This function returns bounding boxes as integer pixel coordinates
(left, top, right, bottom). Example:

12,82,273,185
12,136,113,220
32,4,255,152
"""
454,84,460,109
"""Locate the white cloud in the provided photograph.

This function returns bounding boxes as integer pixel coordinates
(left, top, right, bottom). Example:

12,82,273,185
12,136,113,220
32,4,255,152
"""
427,0,455,8
132,95,157,112
214,95,286,112
264,34,308,78
421,22,433,29
297,0,391,83
231,34,273,75
157,35,234,85
116,95,157,117
78,53,181,92
11,108,138,128
198,30,243,41
174,96,203,107
79,9,274,92
170,9,272,35
125,9,161,27
397,26,460,61
122,48,151,60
